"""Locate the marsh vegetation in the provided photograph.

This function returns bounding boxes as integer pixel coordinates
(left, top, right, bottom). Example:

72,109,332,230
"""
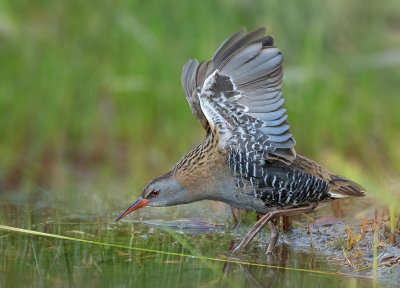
0,0,400,286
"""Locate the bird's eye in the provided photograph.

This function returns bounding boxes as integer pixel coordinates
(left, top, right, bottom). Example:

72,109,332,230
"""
151,189,159,196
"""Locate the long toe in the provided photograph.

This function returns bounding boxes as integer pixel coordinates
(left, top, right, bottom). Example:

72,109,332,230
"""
233,230,260,253
233,213,276,253
233,233,256,253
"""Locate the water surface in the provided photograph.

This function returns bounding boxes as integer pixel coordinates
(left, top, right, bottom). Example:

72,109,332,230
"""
0,189,389,287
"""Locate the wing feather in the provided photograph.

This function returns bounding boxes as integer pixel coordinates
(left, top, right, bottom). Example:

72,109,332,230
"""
219,43,262,73
213,28,266,67
212,28,247,64
181,28,296,163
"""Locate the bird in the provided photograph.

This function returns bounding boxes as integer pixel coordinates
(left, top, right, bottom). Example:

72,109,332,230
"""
115,27,365,254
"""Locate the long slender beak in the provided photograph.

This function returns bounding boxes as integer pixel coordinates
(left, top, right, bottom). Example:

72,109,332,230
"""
115,197,148,221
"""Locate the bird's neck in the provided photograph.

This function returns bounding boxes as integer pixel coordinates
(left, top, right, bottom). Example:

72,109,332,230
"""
172,132,227,195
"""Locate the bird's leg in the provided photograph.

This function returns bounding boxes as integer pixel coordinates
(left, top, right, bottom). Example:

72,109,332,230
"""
266,220,279,254
238,264,264,288
233,203,318,253
280,215,292,231
230,206,239,227
233,211,275,252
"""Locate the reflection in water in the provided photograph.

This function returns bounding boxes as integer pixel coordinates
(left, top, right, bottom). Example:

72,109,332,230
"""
221,242,292,288
219,240,377,288
136,218,225,235
0,200,383,287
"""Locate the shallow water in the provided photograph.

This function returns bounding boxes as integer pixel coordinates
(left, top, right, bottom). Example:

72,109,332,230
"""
0,191,393,287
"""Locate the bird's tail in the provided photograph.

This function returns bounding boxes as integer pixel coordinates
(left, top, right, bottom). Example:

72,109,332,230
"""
328,175,366,199
291,155,366,199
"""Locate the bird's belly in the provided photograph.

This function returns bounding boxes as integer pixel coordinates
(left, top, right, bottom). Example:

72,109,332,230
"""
216,164,331,213
221,184,325,214
212,183,273,213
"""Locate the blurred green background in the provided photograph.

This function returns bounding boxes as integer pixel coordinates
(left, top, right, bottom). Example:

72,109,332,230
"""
1,1,400,287
0,0,399,212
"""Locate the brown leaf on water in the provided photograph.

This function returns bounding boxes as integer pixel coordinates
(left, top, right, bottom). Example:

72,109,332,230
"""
114,249,129,256
163,260,180,264
312,216,341,227
141,255,156,259
65,230,96,238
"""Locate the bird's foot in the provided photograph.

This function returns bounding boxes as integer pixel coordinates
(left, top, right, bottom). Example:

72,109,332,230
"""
233,203,318,254
233,211,275,253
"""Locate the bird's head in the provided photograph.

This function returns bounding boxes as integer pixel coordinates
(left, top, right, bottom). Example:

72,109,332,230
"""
115,171,188,221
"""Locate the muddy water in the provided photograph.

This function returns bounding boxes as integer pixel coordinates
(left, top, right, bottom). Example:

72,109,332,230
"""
0,193,393,287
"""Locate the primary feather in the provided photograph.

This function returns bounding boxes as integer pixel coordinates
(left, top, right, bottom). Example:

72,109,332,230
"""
181,28,295,164
181,28,365,200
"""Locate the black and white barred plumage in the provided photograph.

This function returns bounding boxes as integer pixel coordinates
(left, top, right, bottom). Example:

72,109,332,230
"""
181,27,365,207
227,148,330,208
116,28,365,254
182,28,295,164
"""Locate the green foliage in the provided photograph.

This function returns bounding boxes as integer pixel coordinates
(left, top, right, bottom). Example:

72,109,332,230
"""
0,0,399,201
0,219,374,287
1,2,399,285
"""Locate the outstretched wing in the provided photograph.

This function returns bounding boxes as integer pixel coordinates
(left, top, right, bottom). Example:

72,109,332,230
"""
181,28,296,163
181,59,214,130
